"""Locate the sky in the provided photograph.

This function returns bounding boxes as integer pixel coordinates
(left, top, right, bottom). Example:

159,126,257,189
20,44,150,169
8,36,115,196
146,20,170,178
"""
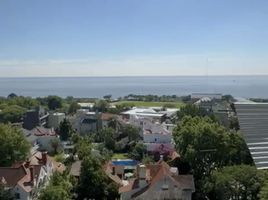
0,0,268,77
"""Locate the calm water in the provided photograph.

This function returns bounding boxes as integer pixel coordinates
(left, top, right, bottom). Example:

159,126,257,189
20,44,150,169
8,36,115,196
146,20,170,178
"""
0,76,267,98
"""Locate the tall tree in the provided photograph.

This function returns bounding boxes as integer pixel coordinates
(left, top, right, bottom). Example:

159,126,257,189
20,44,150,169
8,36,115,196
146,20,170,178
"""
59,119,73,141
68,102,80,114
173,116,253,198
47,96,63,110
0,124,30,166
204,165,267,200
0,105,26,123
39,172,72,200
177,104,212,120
77,156,119,200
0,185,14,200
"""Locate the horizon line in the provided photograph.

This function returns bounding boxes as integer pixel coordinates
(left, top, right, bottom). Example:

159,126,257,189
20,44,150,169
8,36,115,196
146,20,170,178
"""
1,74,268,78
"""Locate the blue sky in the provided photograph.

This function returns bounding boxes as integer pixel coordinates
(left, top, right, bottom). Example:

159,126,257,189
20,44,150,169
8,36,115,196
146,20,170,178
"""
0,0,268,77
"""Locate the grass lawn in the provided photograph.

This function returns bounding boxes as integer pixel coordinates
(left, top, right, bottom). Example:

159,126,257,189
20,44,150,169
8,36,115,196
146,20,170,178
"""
113,101,184,108
112,153,129,160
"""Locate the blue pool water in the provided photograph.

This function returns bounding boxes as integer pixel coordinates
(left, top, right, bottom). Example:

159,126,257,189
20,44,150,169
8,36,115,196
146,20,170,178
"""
112,160,138,166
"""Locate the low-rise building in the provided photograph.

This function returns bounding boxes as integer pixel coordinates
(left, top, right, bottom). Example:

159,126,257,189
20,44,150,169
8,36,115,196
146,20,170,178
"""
119,161,195,200
23,107,49,130
0,152,57,200
48,112,65,130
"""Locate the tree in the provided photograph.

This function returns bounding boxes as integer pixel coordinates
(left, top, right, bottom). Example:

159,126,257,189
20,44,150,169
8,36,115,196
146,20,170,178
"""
77,156,119,200
128,142,146,161
204,165,267,200
122,125,141,142
7,93,17,99
102,128,116,151
74,137,92,160
39,172,72,200
0,185,14,200
94,100,109,112
0,105,26,123
103,94,112,101
68,102,80,114
39,186,70,200
47,96,63,110
0,124,30,166
173,116,253,197
59,119,73,141
177,104,210,119
259,182,268,200
49,138,62,155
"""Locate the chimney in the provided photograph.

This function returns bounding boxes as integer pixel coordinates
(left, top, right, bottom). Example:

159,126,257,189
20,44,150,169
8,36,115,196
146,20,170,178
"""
29,166,34,184
137,164,147,188
41,152,47,165
25,159,30,168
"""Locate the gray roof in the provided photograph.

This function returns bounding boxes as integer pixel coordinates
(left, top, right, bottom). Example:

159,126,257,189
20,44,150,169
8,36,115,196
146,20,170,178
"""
235,103,268,169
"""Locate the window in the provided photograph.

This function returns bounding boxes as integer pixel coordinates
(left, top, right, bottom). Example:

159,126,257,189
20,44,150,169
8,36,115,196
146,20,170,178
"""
15,193,20,199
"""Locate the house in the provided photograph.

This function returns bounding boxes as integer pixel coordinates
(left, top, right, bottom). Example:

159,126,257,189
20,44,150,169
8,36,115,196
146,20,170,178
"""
22,127,58,154
23,107,49,130
0,152,56,200
122,108,166,124
100,113,117,129
47,112,65,130
119,161,195,200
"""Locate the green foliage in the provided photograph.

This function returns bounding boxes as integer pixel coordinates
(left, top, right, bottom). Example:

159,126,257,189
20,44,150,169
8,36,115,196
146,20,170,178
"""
68,101,80,114
49,138,63,155
47,96,63,110
229,116,240,131
142,155,154,164
204,165,267,200
59,119,73,141
77,156,119,200
74,137,92,160
128,142,146,161
122,125,141,142
0,105,26,123
39,172,72,200
259,182,268,200
0,124,31,166
174,117,252,178
0,185,14,200
94,100,109,112
177,104,209,119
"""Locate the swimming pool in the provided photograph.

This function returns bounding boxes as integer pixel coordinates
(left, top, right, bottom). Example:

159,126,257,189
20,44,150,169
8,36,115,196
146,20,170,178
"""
112,159,138,166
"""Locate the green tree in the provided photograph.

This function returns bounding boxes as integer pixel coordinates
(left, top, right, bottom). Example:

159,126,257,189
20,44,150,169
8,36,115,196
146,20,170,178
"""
122,125,141,142
0,185,14,200
173,116,253,198
74,137,92,160
259,182,268,200
77,156,119,200
39,172,72,200
49,138,62,155
0,105,26,123
59,119,73,141
128,142,146,161
68,101,80,114
103,129,116,151
204,165,267,200
39,186,71,200
47,96,63,110
94,100,109,112
177,104,209,119
0,124,30,166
